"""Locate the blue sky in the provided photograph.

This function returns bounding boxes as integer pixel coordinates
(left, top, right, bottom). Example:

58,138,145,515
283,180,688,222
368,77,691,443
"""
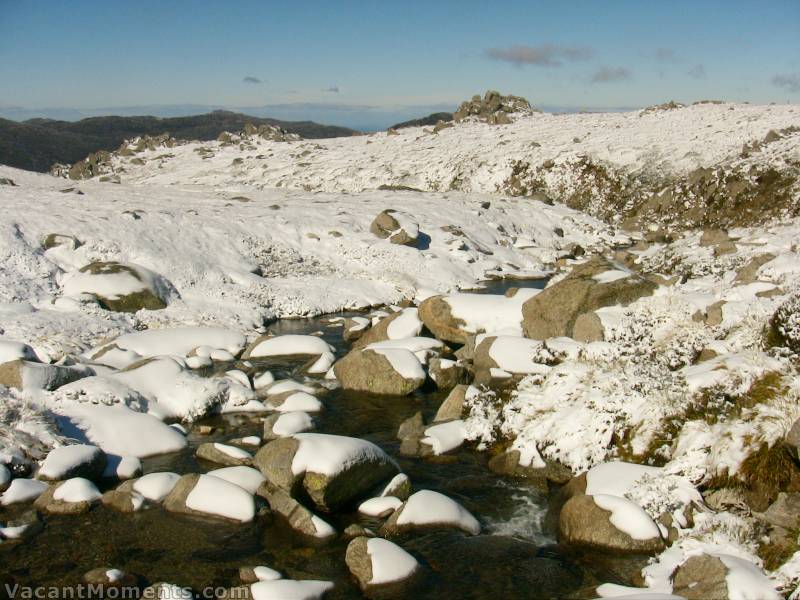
1,0,798,129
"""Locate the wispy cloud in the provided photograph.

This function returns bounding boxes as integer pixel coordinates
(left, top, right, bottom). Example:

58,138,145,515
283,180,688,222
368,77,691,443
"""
772,73,800,93
242,76,261,84
654,48,678,62
485,43,593,67
324,85,340,93
687,64,707,79
591,66,632,83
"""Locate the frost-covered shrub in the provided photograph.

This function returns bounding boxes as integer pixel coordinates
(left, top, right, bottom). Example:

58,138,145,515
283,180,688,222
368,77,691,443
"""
771,291,800,353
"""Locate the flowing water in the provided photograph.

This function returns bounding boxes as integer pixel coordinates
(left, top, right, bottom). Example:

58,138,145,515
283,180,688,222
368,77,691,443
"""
0,279,617,598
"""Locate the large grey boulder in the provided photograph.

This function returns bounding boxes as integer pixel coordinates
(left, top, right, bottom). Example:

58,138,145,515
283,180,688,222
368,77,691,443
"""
253,434,398,511
522,257,657,340
333,348,425,396
558,494,665,554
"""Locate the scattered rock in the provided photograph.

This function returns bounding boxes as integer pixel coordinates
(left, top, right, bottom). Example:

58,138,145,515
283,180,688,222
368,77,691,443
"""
433,385,468,422
369,209,419,246
428,358,464,390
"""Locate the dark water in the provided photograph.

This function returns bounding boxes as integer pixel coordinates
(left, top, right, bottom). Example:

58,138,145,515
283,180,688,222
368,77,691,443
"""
0,278,616,598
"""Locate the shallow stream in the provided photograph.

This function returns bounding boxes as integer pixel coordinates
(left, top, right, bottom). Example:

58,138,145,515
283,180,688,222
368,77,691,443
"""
0,279,624,598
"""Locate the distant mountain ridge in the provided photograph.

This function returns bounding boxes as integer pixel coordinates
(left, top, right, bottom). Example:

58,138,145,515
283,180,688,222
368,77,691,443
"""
389,112,453,130
0,110,358,172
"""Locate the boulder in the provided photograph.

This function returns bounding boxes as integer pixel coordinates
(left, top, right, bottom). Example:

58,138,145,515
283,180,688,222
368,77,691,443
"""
699,228,731,247
417,295,470,344
353,308,422,349
34,478,101,515
38,444,106,481
381,490,480,536
521,258,657,340
453,90,534,123
671,554,729,599
0,360,90,391
342,317,370,342
101,488,145,513
333,348,425,396
195,443,252,467
256,480,335,541
242,334,334,374
369,210,419,246
239,565,282,584
735,253,776,284
254,434,398,511
345,536,419,591
43,233,81,250
162,474,255,522
428,358,464,390
558,494,665,554
263,411,315,440
62,261,171,312
380,473,411,501
760,492,800,530
433,385,468,422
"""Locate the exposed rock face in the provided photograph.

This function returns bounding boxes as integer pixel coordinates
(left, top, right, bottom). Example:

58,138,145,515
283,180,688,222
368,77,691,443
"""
418,295,469,344
428,358,464,390
558,494,665,554
0,360,90,391
369,209,419,246
453,90,534,124
333,348,425,396
68,150,113,180
253,434,398,511
670,554,730,599
521,257,656,340
433,385,468,422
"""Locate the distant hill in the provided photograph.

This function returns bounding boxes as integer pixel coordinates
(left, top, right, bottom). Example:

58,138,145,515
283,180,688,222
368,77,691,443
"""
389,112,453,130
0,110,358,172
